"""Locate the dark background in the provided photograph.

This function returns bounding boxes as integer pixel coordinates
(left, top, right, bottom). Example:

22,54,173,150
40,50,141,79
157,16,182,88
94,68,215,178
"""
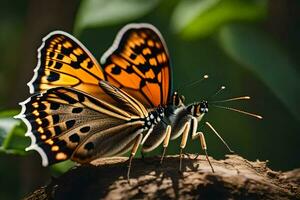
0,0,299,199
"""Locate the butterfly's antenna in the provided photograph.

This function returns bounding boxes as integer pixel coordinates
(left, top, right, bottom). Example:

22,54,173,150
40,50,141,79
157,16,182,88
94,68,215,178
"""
178,74,209,91
211,85,226,99
205,122,234,153
211,104,263,120
211,96,251,103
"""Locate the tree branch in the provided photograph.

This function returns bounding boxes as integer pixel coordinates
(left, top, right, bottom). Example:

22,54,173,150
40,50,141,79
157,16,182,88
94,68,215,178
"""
24,154,300,199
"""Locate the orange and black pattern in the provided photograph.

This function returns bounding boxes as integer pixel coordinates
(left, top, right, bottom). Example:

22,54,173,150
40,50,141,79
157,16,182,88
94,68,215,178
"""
17,24,173,166
29,31,105,99
102,25,172,108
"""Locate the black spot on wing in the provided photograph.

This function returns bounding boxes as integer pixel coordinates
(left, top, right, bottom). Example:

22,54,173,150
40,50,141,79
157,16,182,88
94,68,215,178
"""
77,93,85,102
111,66,121,75
72,107,83,113
126,66,134,73
84,142,94,151
54,125,62,135
138,64,150,74
29,118,49,130
52,115,59,124
70,54,86,69
32,103,46,111
66,120,76,129
129,53,137,59
44,130,52,139
50,103,60,110
69,133,80,143
47,71,60,82
80,126,90,133
54,62,63,69
60,45,73,55
87,61,94,69
49,52,55,58
41,118,50,127
56,54,64,60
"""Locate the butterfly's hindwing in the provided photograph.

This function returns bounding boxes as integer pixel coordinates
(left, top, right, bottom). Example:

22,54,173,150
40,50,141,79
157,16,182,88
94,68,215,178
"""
16,85,147,166
72,121,144,163
101,24,172,108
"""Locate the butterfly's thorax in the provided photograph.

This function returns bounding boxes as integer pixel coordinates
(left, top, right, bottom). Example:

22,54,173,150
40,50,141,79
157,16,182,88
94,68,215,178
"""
165,104,193,140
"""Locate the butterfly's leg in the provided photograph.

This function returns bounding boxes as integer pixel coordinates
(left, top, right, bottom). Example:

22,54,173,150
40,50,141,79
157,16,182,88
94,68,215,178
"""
160,125,172,164
192,131,214,173
127,133,143,182
179,121,191,172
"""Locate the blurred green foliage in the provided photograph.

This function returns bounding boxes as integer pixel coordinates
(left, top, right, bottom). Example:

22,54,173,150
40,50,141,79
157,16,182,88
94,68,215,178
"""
0,0,299,199
219,24,300,120
171,0,267,39
0,1,26,109
0,110,28,155
75,0,160,35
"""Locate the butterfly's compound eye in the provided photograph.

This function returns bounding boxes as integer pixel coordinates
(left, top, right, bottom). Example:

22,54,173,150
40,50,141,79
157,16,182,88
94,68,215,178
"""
200,101,209,114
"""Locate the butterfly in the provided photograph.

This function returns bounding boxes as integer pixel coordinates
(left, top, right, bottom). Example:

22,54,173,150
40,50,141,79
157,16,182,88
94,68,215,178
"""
15,23,262,179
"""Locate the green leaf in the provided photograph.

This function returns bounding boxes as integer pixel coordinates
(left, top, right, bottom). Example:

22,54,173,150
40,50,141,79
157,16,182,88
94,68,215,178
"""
171,0,267,39
50,160,75,176
219,24,300,121
0,110,21,145
0,110,19,118
74,0,160,35
0,110,28,155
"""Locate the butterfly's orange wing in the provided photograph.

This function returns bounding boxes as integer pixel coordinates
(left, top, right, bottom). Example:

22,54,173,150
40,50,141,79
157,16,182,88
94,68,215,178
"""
28,31,105,99
101,24,172,108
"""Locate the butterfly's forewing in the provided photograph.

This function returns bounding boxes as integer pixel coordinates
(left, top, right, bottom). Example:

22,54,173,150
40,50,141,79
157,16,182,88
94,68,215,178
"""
28,31,105,98
101,24,172,108
16,83,147,166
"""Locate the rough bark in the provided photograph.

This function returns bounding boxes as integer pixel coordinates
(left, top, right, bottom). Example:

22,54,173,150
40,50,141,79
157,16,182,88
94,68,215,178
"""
24,154,300,200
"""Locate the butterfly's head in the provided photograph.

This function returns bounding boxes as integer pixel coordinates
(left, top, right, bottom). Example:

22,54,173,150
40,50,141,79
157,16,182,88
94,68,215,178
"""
199,100,209,114
171,91,185,107
188,100,209,119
